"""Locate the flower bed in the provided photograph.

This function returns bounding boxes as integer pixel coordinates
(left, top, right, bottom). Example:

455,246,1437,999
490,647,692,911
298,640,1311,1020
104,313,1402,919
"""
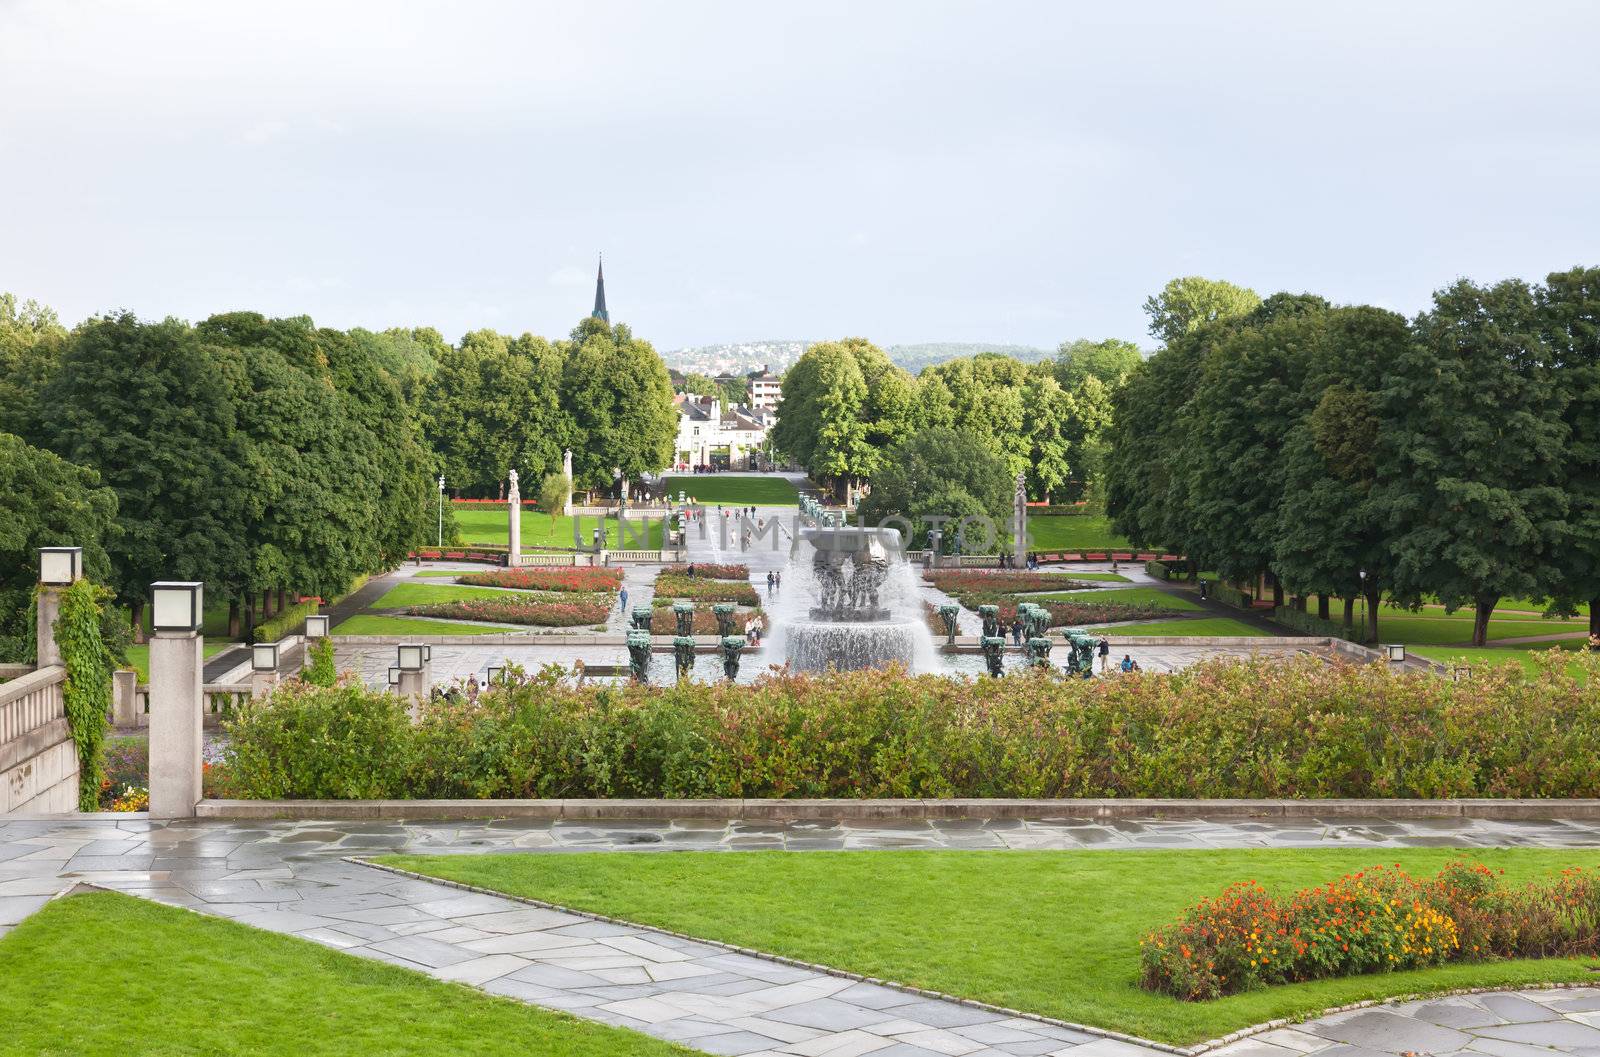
654,572,760,605
662,562,749,581
404,598,609,627
222,655,1600,800
457,568,622,593
924,570,1094,595
926,597,1166,631
1141,861,1600,1000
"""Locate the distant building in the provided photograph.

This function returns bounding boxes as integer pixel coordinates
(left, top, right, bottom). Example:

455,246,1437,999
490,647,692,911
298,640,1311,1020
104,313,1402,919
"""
673,394,775,471
591,256,609,323
747,365,781,410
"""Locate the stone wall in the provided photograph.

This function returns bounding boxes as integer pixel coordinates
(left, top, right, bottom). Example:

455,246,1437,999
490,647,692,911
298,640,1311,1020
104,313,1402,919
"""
0,665,78,814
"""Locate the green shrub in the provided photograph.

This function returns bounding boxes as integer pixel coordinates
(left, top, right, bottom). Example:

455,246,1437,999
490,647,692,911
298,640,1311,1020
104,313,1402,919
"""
53,580,114,810
1145,560,1171,581
1209,583,1255,610
1272,606,1362,642
222,654,1600,801
252,599,320,645
303,638,336,687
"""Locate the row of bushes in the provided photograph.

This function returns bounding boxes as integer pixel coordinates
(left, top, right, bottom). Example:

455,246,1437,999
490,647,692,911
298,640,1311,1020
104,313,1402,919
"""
654,573,760,605
458,568,622,593
666,563,749,580
1141,861,1600,1000
1271,605,1366,643
1145,560,1173,581
252,598,320,645
220,655,1600,800
1208,582,1255,610
404,598,609,627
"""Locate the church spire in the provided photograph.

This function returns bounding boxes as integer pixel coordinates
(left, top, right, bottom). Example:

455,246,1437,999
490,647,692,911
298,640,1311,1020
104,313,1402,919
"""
592,255,609,323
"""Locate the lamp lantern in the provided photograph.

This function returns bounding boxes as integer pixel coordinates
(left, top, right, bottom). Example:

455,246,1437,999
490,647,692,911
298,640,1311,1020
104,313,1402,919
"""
150,582,204,633
486,664,504,684
387,666,400,686
1386,644,1406,663
397,643,426,672
304,614,330,639
251,642,279,672
38,547,83,586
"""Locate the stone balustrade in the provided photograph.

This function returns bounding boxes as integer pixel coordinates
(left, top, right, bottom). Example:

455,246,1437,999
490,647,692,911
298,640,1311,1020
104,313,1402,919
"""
1,664,76,814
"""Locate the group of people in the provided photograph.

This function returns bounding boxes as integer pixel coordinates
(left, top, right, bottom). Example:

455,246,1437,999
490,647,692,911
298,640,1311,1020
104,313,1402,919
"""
765,570,782,591
995,553,1040,571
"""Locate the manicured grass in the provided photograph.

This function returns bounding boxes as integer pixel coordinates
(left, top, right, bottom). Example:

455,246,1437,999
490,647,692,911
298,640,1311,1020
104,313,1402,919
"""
122,641,231,682
1024,587,1201,611
1410,643,1593,680
1107,617,1271,637
0,891,686,1057
659,474,799,505
372,582,578,609
1057,571,1131,582
452,507,664,548
1024,514,1131,551
411,569,467,578
331,614,517,636
382,848,1600,1046
1365,610,1587,647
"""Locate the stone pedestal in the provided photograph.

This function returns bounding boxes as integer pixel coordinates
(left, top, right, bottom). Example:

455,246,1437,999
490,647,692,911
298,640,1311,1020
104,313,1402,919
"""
1012,472,1028,568
562,448,574,515
35,586,65,668
507,495,521,565
250,671,280,699
149,631,203,819
397,666,430,719
112,669,139,726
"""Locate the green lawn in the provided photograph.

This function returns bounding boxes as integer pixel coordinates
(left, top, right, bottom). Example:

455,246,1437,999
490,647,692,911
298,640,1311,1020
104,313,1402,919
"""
0,891,686,1057
452,507,664,548
382,848,1600,1046
1410,643,1594,680
371,582,575,609
123,641,231,682
1107,617,1271,636
1025,587,1201,611
1025,515,1131,551
1057,571,1131,582
1364,610,1588,647
411,569,466,578
331,614,518,636
659,475,800,505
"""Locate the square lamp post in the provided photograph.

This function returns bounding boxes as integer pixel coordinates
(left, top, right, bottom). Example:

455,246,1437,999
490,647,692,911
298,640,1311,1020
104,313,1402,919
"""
486,664,504,684
151,581,204,633
387,666,400,686
148,580,205,819
251,641,280,699
35,547,84,668
1386,644,1406,663
38,546,83,586
397,643,426,671
304,614,330,639
395,642,429,712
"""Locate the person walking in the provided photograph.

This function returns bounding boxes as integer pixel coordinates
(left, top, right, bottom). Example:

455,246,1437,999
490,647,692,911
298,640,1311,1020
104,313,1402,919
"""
766,571,775,592
1011,618,1024,647
1097,636,1110,673
775,570,781,589
619,585,629,611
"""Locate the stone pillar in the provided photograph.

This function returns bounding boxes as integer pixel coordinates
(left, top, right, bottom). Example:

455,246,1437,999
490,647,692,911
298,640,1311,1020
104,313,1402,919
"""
562,448,574,516
1012,472,1028,568
35,587,66,669
397,665,430,720
149,630,203,819
250,670,280,699
112,669,139,726
506,468,522,566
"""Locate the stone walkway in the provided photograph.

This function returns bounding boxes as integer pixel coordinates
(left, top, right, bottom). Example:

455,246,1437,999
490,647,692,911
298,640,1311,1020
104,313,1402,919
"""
6,814,1600,1054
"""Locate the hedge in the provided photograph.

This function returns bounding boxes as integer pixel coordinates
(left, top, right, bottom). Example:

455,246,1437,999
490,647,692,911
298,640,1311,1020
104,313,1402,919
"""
1208,583,1255,610
1272,605,1364,643
253,599,319,645
222,655,1600,800
1145,560,1172,581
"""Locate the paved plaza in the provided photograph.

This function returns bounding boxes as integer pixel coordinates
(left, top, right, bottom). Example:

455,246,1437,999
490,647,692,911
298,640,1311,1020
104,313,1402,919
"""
6,813,1600,1054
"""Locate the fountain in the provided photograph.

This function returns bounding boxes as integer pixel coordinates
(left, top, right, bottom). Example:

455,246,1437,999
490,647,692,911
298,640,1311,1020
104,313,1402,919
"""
631,605,653,631
1026,635,1054,668
627,630,651,683
978,604,1000,638
713,603,736,637
672,602,694,637
772,523,941,674
981,635,1006,677
672,635,696,681
937,604,959,646
1061,629,1097,678
720,635,746,681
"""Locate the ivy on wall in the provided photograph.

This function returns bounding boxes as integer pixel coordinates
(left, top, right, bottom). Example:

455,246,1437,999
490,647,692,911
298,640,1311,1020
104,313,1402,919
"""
50,580,112,810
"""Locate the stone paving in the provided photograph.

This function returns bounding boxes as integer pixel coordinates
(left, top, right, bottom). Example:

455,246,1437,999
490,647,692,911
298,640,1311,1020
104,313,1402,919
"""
6,814,1600,1053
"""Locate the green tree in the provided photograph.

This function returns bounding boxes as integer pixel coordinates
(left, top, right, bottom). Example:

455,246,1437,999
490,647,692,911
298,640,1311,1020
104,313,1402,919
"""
1019,373,1076,500
538,472,570,530
857,427,1011,549
0,433,119,661
1054,338,1143,389
1539,266,1600,638
0,293,67,441
1378,278,1569,645
1143,276,1262,345
40,313,249,636
559,317,677,490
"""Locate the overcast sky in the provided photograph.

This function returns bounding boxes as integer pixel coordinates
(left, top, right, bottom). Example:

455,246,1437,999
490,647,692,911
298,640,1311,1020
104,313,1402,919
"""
3,1,1598,351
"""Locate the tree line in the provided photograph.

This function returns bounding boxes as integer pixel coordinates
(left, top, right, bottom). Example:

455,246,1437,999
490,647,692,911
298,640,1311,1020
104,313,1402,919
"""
0,299,677,655
771,335,1141,529
1103,267,1600,645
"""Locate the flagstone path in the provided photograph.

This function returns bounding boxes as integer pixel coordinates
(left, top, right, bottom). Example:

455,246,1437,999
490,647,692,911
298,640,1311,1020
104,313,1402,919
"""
4,814,1600,1055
